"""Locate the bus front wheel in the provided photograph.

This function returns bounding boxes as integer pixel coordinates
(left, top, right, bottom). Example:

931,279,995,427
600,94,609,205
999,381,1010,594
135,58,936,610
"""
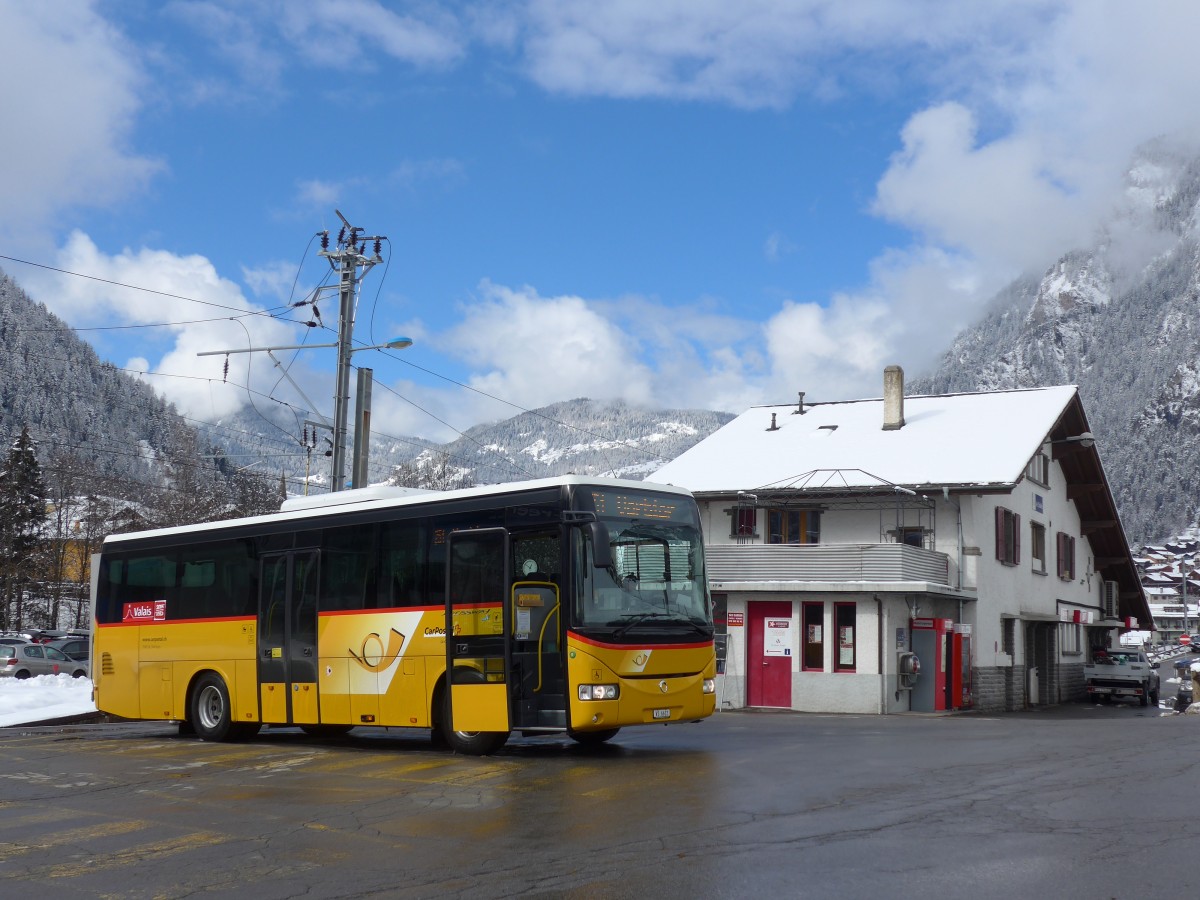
437,674,509,756
568,727,621,745
190,673,246,742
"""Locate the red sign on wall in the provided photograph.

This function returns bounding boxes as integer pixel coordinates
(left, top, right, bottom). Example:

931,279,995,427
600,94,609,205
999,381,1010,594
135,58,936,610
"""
727,612,745,627
123,600,166,623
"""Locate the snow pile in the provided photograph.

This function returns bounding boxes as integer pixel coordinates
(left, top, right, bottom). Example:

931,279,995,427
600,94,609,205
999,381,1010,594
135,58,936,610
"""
0,675,96,727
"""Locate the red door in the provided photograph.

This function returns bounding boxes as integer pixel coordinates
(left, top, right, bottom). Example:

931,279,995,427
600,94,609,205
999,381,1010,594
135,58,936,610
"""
747,601,793,707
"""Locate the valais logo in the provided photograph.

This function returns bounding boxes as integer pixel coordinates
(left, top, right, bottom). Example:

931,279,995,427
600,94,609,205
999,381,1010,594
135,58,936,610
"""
123,600,167,623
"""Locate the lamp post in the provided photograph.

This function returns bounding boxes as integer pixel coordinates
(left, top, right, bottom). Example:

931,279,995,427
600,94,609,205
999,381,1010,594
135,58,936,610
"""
1184,562,1190,640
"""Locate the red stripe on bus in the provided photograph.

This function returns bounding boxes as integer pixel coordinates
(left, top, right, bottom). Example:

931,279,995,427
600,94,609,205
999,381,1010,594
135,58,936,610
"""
567,631,713,651
319,605,441,617
97,615,256,628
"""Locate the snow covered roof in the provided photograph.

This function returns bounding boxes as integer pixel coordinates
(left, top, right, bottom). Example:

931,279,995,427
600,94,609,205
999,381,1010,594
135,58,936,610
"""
652,385,1080,494
1145,586,1182,597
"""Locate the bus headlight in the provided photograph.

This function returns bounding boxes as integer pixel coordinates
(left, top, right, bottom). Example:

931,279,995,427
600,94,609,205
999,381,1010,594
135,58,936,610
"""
578,684,619,701
702,678,716,694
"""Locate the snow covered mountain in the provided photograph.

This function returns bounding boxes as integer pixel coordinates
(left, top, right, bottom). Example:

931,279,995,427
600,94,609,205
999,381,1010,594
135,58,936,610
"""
913,139,1200,544
197,397,732,492
389,398,734,488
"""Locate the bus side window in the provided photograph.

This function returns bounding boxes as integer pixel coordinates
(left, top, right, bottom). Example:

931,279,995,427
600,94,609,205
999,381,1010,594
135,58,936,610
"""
380,521,426,608
321,523,377,612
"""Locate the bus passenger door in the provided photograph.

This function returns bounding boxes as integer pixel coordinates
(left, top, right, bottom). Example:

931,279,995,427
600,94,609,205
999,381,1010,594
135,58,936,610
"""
259,551,320,725
445,529,511,735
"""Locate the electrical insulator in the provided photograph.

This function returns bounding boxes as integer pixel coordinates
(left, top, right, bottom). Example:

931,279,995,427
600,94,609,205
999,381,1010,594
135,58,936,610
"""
303,425,309,446
373,239,381,255
222,355,229,383
320,231,329,250
312,304,320,320
338,227,346,244
358,242,366,255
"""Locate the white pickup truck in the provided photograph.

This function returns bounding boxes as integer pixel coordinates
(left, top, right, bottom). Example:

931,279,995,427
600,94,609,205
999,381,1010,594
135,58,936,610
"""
1084,648,1160,706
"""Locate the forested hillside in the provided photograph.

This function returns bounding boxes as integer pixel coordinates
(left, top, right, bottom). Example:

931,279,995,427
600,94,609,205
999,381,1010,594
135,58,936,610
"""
0,268,281,528
913,142,1200,544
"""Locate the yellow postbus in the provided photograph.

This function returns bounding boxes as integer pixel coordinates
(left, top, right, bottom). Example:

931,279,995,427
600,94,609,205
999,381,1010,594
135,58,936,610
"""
92,477,716,754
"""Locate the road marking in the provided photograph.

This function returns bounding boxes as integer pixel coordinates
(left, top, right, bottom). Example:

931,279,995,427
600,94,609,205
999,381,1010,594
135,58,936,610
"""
0,821,149,861
39,831,232,879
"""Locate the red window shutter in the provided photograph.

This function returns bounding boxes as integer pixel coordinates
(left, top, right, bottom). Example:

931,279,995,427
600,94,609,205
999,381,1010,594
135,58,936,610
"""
1056,532,1066,578
995,507,1006,561
1013,514,1021,565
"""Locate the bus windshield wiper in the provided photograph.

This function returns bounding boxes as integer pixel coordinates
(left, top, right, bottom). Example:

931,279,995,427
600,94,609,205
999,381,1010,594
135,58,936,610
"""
608,612,670,639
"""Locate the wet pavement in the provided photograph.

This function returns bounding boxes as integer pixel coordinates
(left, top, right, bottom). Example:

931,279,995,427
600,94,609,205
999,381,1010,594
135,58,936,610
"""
0,704,1196,898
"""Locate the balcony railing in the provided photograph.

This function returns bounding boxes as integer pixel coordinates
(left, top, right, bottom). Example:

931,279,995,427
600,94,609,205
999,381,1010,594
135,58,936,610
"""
704,542,951,586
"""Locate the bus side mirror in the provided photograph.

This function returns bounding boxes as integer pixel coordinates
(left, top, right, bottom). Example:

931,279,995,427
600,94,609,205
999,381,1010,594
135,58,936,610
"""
587,521,613,569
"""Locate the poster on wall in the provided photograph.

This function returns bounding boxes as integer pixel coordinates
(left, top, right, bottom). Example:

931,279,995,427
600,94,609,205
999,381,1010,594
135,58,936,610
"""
838,626,854,666
764,618,794,657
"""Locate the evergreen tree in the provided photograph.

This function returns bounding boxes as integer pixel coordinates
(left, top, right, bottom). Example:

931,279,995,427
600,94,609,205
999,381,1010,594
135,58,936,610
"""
0,426,47,630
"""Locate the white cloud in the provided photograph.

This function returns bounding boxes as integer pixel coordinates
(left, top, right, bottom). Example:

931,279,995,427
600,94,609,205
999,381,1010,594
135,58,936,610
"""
439,282,656,409
764,231,797,263
514,0,1048,109
0,0,160,254
40,233,319,420
242,261,304,303
873,102,1102,270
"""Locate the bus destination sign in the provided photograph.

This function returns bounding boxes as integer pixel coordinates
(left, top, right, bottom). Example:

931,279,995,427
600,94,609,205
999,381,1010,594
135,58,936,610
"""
589,491,683,521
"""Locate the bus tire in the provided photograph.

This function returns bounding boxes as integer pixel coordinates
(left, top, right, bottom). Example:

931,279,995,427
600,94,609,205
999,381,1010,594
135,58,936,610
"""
568,727,621,745
190,673,240,742
439,671,509,756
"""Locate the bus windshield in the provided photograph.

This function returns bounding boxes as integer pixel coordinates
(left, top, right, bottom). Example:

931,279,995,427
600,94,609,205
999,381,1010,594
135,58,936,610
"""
573,517,712,636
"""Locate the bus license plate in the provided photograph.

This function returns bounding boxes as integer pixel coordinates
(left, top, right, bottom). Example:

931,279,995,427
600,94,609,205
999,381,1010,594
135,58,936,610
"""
652,708,671,719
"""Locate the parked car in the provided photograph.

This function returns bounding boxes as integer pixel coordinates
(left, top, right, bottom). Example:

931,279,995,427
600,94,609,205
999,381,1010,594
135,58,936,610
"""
45,638,89,662
0,643,89,679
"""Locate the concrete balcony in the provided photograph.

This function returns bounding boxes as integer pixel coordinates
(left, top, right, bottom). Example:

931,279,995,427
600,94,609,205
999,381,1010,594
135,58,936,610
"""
704,542,952,587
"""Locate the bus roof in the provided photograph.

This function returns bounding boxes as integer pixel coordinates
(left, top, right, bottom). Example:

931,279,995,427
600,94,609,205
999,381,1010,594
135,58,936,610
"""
101,475,696,548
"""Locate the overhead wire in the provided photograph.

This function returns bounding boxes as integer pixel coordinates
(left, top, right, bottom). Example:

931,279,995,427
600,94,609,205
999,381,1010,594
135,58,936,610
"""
4,248,679,484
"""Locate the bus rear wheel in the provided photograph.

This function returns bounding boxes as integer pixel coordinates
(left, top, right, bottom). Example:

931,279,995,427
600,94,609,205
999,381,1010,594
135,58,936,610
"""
568,727,621,745
190,673,253,742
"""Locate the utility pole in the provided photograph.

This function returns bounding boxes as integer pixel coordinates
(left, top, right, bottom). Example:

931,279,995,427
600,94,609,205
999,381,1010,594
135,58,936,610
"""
197,211,409,496
321,211,385,492
1184,562,1190,639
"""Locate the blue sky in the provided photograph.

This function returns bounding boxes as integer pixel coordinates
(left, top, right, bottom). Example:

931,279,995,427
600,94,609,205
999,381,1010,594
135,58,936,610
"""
4,1,1200,444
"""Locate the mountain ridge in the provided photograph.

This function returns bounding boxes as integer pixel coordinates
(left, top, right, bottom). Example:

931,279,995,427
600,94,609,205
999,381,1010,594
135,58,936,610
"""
912,139,1200,544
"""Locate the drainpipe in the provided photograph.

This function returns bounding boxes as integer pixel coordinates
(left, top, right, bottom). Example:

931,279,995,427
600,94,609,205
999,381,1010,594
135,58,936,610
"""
877,595,886,715
943,486,963,591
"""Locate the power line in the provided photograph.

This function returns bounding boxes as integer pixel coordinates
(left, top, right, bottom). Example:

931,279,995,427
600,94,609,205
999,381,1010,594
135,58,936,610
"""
5,247,678,475
0,253,297,320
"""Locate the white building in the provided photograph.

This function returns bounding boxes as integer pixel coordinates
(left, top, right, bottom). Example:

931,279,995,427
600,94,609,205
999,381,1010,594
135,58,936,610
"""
652,369,1149,714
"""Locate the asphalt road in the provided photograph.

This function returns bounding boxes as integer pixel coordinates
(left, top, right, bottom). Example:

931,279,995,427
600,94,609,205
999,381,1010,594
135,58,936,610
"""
0,703,1196,899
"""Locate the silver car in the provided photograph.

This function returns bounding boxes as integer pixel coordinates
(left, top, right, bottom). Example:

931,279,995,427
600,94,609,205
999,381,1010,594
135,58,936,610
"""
0,643,89,679
45,637,90,662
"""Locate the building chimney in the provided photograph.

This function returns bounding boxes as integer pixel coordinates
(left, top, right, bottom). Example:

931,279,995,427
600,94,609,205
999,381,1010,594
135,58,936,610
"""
883,365,905,431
